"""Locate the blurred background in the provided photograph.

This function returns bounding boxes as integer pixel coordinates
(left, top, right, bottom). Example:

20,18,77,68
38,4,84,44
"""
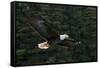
15,2,97,66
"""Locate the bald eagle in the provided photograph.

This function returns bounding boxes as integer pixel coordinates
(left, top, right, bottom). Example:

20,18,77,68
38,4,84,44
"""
24,13,80,49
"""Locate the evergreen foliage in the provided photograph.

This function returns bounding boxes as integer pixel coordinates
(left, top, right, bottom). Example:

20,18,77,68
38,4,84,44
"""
15,2,97,65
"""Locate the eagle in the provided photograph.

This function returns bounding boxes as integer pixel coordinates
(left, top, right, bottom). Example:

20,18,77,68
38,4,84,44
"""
23,12,81,49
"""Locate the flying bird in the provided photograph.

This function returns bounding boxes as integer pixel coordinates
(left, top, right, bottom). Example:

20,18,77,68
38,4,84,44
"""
23,12,80,49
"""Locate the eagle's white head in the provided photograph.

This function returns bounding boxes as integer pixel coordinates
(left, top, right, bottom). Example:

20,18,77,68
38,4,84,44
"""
60,34,69,40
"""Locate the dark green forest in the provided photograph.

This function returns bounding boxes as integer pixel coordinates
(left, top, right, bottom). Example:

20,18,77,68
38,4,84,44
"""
15,2,97,66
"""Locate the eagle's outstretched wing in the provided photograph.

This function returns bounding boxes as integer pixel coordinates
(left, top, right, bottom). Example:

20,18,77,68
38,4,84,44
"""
24,13,59,41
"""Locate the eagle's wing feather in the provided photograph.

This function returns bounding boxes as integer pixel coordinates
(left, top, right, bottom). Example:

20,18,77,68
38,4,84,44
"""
24,12,59,42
